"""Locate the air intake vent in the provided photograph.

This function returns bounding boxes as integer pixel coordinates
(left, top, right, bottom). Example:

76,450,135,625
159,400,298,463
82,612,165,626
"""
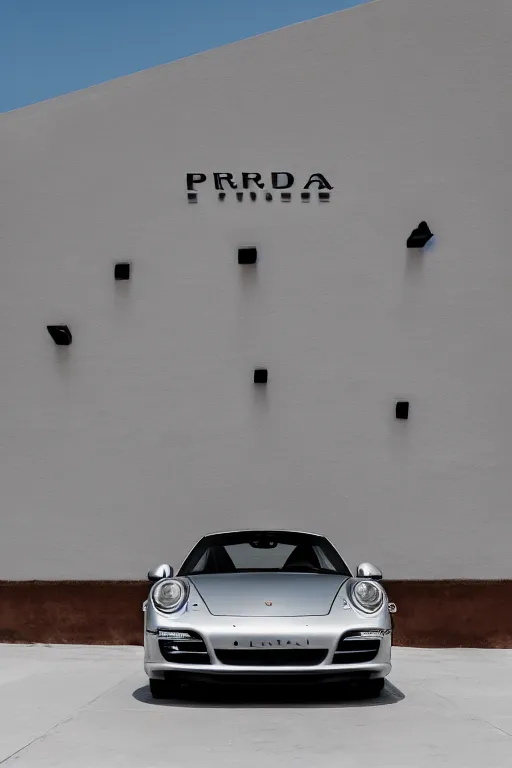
214,649,327,666
333,632,380,664
158,630,210,664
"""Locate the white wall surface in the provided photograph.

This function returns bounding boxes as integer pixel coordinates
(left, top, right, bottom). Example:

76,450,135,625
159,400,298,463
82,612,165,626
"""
2,0,512,579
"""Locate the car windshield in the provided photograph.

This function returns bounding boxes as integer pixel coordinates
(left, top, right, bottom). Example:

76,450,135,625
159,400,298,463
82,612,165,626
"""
178,530,351,576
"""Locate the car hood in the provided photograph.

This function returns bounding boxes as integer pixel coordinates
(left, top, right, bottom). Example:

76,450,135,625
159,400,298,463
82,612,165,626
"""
187,572,349,616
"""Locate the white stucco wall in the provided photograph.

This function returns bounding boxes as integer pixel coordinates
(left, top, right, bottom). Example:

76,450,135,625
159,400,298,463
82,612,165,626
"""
1,0,512,579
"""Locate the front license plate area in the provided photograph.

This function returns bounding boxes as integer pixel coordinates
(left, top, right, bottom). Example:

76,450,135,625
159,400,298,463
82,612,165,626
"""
235,637,312,648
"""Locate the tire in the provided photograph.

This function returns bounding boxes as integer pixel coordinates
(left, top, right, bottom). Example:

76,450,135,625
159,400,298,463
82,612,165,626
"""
149,677,181,700
359,678,385,698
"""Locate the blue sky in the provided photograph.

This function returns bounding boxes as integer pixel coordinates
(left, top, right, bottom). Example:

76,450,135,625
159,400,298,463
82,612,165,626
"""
1,0,367,113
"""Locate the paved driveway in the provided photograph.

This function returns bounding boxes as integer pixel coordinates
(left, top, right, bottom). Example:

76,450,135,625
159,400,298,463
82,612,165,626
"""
1,644,512,767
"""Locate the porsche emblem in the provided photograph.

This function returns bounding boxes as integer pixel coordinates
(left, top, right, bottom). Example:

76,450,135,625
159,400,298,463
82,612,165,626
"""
264,601,272,606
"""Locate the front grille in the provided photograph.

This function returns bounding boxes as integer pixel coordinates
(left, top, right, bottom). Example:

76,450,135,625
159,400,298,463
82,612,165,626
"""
158,631,210,664
214,649,328,666
333,632,380,664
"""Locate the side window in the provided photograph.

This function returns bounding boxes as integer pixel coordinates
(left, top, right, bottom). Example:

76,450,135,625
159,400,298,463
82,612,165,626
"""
190,551,209,573
313,546,336,571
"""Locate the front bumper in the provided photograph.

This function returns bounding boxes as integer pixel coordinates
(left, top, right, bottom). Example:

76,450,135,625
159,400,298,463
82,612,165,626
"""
144,617,392,682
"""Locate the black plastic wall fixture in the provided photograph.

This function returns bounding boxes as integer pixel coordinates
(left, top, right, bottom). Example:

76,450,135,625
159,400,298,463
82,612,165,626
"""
395,401,409,420
407,221,433,248
238,247,257,265
319,191,330,202
187,192,197,203
114,262,131,280
47,325,72,346
254,368,268,384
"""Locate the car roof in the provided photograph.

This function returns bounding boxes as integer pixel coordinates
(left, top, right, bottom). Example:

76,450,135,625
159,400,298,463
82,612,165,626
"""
201,528,325,538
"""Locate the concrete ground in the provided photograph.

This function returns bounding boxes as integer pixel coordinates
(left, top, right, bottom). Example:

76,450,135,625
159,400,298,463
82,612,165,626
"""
1,645,512,767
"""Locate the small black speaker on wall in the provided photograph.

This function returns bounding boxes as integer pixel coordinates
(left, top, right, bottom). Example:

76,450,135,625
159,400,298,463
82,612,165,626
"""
47,325,72,346
254,368,268,384
407,221,433,248
114,262,131,281
395,401,409,420
238,247,258,265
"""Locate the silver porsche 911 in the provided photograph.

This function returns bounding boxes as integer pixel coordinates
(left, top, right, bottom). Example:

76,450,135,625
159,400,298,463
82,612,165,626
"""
143,529,396,699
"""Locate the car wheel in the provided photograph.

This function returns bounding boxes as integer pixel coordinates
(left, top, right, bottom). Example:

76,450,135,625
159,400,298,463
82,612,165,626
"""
149,677,181,700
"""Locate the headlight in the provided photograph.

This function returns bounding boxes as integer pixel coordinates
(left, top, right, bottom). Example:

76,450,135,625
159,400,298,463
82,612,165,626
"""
350,579,384,614
152,578,189,613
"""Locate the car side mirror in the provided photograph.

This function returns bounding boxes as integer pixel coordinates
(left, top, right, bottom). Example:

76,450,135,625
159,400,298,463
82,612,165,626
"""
147,564,173,582
356,562,382,580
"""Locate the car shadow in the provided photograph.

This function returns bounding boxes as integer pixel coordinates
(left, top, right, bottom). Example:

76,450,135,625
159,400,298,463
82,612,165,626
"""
132,680,405,708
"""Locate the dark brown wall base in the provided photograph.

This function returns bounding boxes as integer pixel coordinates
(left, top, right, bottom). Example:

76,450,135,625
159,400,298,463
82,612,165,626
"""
1,580,511,648
386,580,512,648
0,582,148,646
